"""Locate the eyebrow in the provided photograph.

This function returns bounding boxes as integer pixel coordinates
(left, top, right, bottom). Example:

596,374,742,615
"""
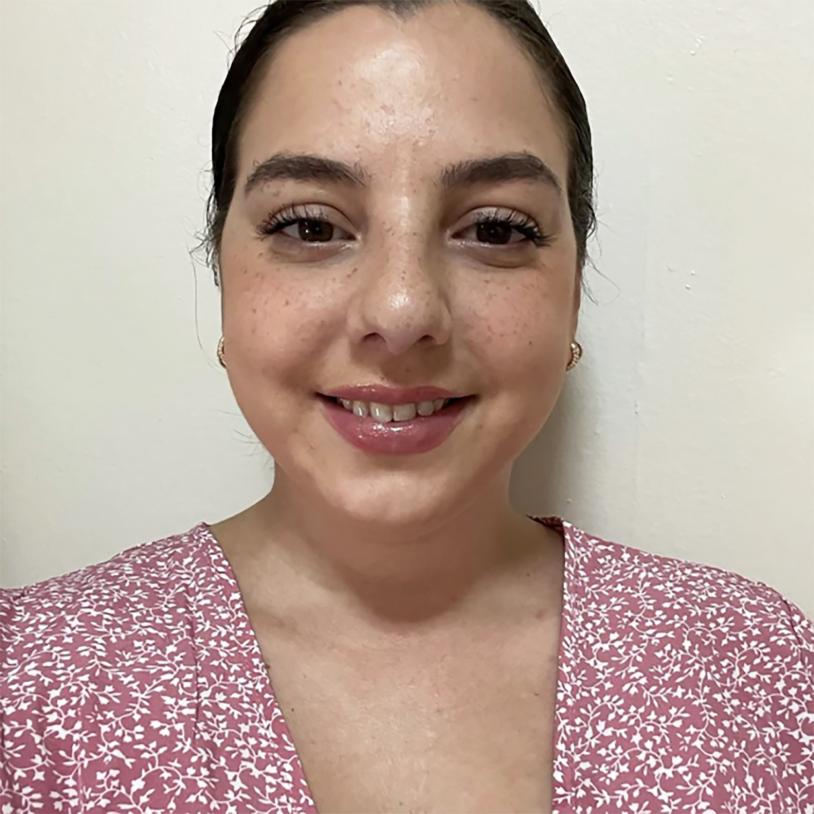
242,151,563,198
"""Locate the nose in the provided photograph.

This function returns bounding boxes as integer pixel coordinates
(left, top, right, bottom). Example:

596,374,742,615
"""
345,229,454,357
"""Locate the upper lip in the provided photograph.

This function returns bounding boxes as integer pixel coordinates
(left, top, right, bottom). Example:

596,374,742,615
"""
320,385,472,405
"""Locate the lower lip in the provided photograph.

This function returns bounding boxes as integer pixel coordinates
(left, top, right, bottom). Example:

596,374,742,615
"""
317,395,476,455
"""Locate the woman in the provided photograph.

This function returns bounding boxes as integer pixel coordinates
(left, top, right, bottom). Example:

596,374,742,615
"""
1,1,812,812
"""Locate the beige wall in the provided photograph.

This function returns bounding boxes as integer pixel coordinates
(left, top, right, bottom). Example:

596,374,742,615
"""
1,0,812,616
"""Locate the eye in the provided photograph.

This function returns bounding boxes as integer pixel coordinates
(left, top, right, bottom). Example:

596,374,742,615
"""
458,208,552,248
257,204,353,245
257,204,552,249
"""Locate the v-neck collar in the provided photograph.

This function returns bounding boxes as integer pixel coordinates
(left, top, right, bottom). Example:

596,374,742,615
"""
196,514,575,812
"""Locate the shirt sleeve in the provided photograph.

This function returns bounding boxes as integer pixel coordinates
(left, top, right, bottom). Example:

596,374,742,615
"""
775,590,814,670
0,587,26,809
0,587,25,669
763,585,814,807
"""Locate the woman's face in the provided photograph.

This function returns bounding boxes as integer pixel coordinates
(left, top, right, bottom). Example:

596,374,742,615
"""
219,2,580,528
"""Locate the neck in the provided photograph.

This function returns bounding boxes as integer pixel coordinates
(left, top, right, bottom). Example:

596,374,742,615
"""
221,472,560,640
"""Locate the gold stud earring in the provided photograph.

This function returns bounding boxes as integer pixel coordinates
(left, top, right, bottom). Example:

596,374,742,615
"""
566,340,583,371
217,336,226,369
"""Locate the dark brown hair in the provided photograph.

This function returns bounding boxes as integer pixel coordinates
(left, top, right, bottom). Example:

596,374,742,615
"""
203,0,596,286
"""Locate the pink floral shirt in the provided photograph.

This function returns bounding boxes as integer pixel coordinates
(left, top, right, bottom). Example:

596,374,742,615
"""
1,517,812,813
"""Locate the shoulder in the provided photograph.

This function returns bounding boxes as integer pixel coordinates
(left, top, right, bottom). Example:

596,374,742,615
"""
565,518,813,675
0,522,214,673
554,521,814,806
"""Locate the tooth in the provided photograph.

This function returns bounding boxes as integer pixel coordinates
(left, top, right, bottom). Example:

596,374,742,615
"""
393,403,418,421
369,402,393,422
340,399,448,420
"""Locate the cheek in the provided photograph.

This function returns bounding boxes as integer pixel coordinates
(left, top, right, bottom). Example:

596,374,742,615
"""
220,262,316,393
468,272,573,375
220,237,310,350
465,274,572,444
226,300,323,387
474,312,567,452
485,317,567,401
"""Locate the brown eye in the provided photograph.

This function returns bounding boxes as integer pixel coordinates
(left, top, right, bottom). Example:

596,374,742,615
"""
286,218,334,242
475,220,515,245
257,205,353,245
460,208,551,248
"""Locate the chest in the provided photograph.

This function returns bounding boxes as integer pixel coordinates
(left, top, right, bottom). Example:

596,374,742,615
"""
256,619,561,814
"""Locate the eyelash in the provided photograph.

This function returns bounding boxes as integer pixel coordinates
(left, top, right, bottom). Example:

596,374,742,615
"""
256,204,552,248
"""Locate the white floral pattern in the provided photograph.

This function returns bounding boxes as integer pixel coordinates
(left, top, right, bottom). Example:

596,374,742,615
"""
1,517,812,813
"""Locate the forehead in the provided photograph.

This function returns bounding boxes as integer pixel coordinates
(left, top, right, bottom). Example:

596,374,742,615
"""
237,3,569,192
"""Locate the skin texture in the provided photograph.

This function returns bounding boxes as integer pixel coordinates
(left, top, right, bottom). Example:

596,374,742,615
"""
213,1,580,640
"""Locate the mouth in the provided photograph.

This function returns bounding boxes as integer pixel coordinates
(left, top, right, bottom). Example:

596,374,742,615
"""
315,391,477,454
316,392,475,411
